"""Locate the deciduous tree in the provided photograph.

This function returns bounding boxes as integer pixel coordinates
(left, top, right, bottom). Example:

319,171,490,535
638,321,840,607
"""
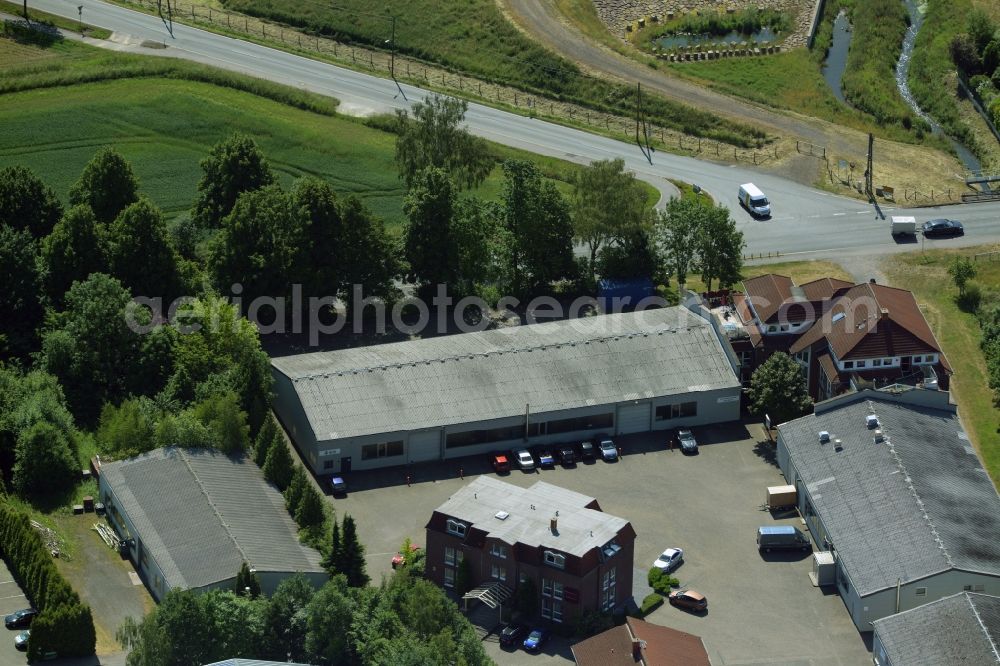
107,197,181,301
41,204,108,305
571,158,650,277
0,165,62,237
69,147,139,223
695,204,745,290
193,133,275,228
403,167,458,290
0,226,44,360
13,421,78,496
394,95,493,190
747,352,812,426
948,257,976,296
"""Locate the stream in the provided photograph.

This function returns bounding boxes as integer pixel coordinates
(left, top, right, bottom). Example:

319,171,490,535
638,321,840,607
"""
895,0,983,173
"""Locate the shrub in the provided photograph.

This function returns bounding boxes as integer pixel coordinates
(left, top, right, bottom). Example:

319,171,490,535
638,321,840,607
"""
637,592,664,617
647,567,679,595
958,282,983,313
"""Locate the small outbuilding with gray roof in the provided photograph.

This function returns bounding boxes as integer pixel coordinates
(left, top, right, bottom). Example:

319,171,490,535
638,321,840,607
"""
776,389,1000,632
98,448,327,602
271,307,741,475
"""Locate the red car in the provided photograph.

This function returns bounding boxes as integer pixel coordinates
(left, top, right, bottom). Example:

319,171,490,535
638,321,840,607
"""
391,544,421,569
492,454,510,473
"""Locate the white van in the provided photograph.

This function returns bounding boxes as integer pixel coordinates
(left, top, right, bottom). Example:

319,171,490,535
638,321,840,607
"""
739,183,771,218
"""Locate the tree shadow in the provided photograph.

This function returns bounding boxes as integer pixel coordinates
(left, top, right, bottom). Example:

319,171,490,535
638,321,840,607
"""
752,440,779,467
2,18,63,48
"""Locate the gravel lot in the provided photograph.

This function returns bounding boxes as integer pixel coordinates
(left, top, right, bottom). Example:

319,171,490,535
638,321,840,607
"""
322,422,872,665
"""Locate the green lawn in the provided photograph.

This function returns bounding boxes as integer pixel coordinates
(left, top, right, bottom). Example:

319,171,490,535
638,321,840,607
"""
886,247,1000,484
0,35,631,229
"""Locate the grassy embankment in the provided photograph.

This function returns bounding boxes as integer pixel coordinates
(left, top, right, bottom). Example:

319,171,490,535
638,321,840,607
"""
211,0,765,147
886,246,1000,484
0,33,654,230
908,0,1000,170
0,2,112,38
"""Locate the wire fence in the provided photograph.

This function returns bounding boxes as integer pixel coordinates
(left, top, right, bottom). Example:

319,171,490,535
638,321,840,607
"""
114,0,782,166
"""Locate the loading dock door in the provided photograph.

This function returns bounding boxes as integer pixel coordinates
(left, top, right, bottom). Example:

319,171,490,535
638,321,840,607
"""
407,430,442,463
616,402,651,435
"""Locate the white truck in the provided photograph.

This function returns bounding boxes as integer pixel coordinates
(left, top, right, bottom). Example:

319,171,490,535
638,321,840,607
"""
738,183,771,218
890,216,917,237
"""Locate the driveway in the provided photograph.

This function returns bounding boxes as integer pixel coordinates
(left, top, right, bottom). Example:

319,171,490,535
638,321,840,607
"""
0,560,30,666
327,423,872,665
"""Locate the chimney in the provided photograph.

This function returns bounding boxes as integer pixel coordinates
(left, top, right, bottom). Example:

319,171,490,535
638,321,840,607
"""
632,639,643,660
869,278,876,284
550,516,558,534
880,308,889,320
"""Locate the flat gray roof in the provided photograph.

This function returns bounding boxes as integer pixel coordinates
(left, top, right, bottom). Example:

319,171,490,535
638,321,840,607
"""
435,476,629,557
101,448,325,592
778,393,1000,596
873,592,1000,664
272,308,739,441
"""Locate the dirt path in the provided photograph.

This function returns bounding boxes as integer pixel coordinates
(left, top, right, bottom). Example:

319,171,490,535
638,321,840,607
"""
497,0,961,190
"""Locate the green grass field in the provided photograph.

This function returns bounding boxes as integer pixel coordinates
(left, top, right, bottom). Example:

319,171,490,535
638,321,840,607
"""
886,247,1000,484
0,35,640,229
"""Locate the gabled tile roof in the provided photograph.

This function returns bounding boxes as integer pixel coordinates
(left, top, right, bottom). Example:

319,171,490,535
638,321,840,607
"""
571,617,711,666
790,283,946,367
741,274,794,323
799,277,853,301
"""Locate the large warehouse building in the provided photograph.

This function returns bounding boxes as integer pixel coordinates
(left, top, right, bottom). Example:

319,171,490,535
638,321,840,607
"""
272,307,742,475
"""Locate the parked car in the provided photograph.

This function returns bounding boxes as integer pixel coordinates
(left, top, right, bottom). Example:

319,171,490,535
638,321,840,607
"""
669,589,708,612
514,448,535,470
577,440,596,461
677,429,698,454
534,447,555,468
523,627,548,652
599,438,618,461
499,622,528,647
329,476,347,495
922,218,964,237
492,454,510,473
556,444,576,466
4,608,36,630
652,547,684,572
14,630,29,651
391,544,421,569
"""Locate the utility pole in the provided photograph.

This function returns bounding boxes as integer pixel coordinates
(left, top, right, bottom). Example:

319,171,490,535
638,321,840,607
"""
865,132,874,201
386,14,396,79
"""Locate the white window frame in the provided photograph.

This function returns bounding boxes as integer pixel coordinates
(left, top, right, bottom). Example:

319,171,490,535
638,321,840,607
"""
542,578,553,597
856,360,866,368
490,543,507,559
443,567,455,588
913,355,922,363
543,550,566,569
843,361,854,369
490,563,507,582
446,519,467,538
444,546,463,567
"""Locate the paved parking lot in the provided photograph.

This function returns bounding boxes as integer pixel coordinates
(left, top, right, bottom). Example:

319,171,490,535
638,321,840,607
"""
325,423,872,665
0,560,30,666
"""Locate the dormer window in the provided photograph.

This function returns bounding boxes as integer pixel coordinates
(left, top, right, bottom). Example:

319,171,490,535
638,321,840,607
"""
543,550,566,569
446,519,467,537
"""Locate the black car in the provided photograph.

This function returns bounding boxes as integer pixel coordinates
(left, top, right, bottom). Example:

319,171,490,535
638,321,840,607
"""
922,218,964,238
556,444,576,466
498,622,528,647
577,440,596,461
4,608,36,630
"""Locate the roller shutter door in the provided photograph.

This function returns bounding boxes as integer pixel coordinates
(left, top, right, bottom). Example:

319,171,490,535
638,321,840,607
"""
616,403,651,435
407,430,442,463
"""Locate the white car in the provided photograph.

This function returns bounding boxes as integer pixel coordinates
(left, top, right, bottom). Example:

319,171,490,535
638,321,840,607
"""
653,547,684,572
599,439,618,461
515,448,535,470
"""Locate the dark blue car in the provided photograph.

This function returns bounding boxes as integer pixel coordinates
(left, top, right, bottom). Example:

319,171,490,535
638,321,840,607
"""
523,627,548,652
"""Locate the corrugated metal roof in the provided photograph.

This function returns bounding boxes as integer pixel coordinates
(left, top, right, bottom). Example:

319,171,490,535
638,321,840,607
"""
272,308,739,441
873,592,1000,664
101,448,325,592
434,477,629,557
777,395,1000,596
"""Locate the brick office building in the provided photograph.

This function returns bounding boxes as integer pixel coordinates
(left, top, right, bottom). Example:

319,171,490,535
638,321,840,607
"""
425,477,636,623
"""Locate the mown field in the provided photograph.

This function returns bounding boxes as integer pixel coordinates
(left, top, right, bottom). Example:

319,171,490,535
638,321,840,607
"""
886,246,1000,484
0,34,625,230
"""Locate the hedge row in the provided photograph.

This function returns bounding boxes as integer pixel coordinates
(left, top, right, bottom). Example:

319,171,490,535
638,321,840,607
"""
0,505,96,659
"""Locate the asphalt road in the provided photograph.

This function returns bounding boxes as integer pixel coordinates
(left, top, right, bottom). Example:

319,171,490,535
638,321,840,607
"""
26,0,1000,259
